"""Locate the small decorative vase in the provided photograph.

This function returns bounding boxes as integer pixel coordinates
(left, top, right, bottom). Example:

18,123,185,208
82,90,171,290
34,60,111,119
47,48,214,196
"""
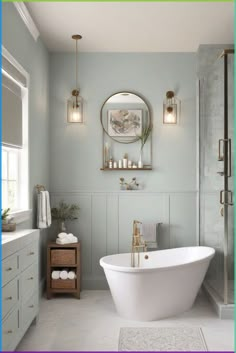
58,220,67,233
138,150,143,168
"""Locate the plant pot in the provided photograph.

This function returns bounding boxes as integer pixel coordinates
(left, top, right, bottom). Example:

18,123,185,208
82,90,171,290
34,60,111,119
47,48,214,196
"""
2,223,16,232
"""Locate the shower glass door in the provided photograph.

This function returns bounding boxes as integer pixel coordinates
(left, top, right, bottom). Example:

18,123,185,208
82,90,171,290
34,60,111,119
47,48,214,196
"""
199,50,234,304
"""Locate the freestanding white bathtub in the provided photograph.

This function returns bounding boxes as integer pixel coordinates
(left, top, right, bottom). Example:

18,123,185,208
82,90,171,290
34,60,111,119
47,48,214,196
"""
100,246,215,321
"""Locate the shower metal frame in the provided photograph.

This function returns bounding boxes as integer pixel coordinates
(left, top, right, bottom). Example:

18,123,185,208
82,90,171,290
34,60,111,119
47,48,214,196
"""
218,49,234,305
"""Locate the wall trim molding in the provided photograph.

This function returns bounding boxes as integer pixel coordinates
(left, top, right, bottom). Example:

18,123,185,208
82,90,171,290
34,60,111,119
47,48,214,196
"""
13,2,40,41
50,190,198,195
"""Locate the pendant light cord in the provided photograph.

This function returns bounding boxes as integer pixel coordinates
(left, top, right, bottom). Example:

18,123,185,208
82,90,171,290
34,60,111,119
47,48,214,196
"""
76,39,78,91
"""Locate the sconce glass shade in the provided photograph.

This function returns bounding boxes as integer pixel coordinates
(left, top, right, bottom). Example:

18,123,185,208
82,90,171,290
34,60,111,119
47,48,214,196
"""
67,93,83,123
163,91,179,125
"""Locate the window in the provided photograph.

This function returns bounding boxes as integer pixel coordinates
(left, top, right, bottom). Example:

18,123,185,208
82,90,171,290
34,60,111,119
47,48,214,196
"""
2,47,30,222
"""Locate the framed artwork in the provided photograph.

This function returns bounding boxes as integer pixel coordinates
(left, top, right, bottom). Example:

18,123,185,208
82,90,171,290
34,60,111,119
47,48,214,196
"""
107,109,142,137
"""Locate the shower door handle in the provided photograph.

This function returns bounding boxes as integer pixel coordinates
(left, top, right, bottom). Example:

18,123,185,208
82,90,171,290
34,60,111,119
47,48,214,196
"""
227,139,232,177
218,139,224,161
220,190,234,206
217,138,231,177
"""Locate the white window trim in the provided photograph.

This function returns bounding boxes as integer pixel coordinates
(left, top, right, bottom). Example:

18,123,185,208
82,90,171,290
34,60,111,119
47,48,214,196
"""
11,209,32,224
2,46,31,223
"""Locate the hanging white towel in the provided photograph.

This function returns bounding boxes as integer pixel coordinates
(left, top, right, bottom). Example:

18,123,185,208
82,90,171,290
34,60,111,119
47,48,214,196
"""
45,191,51,227
142,223,157,242
37,190,51,229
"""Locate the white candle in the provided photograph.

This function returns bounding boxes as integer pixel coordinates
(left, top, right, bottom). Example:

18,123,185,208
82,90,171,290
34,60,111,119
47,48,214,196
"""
123,159,128,168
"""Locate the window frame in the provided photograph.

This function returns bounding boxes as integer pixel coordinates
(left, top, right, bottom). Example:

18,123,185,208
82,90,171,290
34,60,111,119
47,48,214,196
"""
2,146,20,211
2,46,31,224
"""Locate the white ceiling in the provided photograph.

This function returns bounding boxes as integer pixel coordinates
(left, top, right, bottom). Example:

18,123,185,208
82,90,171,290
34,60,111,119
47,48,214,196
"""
26,2,234,53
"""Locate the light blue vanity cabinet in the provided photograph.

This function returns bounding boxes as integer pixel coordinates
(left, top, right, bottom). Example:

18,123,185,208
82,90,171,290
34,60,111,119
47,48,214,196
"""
2,229,39,351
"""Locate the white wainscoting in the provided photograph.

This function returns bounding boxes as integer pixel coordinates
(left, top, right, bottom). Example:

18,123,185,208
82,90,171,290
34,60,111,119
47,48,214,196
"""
50,191,197,289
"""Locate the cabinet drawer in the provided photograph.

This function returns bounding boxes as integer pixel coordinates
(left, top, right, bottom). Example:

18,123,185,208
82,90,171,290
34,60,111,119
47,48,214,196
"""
19,240,38,271
21,293,38,330
51,279,76,289
51,249,76,265
2,308,19,351
2,253,18,287
2,278,18,319
21,263,38,299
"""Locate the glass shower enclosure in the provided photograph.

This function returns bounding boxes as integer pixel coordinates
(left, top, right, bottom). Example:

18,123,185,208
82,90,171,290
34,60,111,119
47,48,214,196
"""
199,49,234,307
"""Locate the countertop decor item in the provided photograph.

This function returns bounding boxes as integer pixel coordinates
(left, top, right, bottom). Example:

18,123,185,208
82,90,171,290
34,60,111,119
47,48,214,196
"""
67,34,84,123
51,200,80,233
2,208,16,231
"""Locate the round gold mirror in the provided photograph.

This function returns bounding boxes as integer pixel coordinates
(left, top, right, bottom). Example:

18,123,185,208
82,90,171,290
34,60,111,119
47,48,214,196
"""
100,91,152,144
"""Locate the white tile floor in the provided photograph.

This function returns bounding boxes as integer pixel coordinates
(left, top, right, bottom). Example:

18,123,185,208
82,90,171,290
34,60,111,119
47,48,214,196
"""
17,290,234,352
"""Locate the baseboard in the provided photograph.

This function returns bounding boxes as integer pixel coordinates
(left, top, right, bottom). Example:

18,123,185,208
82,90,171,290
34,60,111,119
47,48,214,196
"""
203,282,234,320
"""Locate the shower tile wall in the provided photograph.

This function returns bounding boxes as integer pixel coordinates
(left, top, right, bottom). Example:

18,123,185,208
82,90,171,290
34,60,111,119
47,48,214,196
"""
197,45,234,303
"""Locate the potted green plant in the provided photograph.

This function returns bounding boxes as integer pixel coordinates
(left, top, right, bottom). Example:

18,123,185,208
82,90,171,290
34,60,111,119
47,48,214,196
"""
51,200,80,232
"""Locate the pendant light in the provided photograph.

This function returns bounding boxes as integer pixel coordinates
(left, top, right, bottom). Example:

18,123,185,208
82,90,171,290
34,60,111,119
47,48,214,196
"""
67,34,83,123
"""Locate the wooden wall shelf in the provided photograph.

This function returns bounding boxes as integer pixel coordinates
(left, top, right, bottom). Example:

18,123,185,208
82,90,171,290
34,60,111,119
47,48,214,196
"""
100,167,152,171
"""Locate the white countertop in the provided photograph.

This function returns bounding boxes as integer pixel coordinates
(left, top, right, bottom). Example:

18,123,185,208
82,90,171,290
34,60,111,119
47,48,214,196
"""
2,229,37,245
2,229,39,260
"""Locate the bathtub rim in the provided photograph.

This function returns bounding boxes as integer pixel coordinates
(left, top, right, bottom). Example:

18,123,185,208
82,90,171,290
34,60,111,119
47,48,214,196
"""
100,246,215,273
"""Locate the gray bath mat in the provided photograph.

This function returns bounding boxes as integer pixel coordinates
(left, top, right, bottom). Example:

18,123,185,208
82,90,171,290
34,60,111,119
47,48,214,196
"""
118,327,208,351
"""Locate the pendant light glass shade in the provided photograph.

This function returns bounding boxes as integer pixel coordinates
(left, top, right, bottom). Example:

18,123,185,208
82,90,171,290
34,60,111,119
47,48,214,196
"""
67,90,83,123
67,34,84,124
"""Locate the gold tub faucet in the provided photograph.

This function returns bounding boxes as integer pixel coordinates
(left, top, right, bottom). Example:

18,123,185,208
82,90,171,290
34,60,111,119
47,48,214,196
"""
131,220,147,267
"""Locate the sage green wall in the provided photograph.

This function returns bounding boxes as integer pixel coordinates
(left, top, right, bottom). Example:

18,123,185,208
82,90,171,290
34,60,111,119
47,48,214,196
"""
2,3,50,282
49,52,197,288
49,53,196,192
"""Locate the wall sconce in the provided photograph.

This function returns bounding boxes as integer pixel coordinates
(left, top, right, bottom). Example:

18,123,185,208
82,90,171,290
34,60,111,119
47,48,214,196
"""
163,91,179,124
67,34,84,123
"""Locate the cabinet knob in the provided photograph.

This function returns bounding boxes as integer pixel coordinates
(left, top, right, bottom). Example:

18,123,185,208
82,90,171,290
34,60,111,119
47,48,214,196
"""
6,296,12,300
6,267,12,271
28,277,34,280
29,305,34,308
6,330,13,334
29,252,35,255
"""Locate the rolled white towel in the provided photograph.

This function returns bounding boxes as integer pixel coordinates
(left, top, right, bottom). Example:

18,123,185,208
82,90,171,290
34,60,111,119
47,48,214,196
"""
51,271,60,280
59,270,68,280
68,271,76,280
58,232,67,239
